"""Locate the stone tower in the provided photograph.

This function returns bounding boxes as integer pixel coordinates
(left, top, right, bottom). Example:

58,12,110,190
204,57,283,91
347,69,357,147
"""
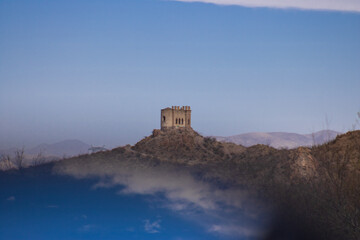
161,106,191,130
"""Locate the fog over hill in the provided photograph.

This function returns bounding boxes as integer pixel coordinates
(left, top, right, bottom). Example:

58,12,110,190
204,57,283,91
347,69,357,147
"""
215,130,341,149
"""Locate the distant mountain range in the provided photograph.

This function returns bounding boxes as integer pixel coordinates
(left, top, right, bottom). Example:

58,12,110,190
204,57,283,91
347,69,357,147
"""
0,140,91,158
0,130,341,159
214,130,341,149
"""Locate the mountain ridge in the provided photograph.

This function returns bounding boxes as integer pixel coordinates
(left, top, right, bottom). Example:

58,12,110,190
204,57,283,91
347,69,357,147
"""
215,130,341,149
0,139,91,158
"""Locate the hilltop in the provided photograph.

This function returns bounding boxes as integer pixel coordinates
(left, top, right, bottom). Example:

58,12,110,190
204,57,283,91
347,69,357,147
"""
132,128,245,164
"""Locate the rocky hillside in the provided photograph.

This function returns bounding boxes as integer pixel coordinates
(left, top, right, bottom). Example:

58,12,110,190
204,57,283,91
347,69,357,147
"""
131,128,324,182
59,128,358,184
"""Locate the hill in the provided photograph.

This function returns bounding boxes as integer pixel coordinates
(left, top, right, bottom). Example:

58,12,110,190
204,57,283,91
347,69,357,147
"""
2,128,359,239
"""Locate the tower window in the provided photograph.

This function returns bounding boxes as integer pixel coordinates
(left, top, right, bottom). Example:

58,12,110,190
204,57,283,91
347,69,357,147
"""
182,118,184,124
176,119,178,124
163,116,166,122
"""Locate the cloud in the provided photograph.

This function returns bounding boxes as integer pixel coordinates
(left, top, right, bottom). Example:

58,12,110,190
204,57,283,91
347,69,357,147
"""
173,0,360,12
54,157,248,211
46,205,59,208
208,224,260,237
6,196,15,201
54,157,267,237
78,224,96,232
144,220,161,233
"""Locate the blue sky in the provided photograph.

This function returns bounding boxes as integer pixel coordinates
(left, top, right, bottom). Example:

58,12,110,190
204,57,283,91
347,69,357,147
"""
1,0,360,148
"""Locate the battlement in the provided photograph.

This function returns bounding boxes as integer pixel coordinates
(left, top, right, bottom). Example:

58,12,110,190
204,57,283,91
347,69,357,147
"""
161,106,192,130
171,106,191,110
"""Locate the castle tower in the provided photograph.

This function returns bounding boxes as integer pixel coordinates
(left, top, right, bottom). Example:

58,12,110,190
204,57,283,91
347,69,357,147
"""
161,106,191,130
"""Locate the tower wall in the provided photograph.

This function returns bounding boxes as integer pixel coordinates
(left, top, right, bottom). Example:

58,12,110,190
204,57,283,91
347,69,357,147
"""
185,107,191,127
161,108,173,129
161,106,191,130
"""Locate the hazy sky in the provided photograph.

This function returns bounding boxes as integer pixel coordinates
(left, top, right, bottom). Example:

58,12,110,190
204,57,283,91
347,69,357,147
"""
1,0,360,149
